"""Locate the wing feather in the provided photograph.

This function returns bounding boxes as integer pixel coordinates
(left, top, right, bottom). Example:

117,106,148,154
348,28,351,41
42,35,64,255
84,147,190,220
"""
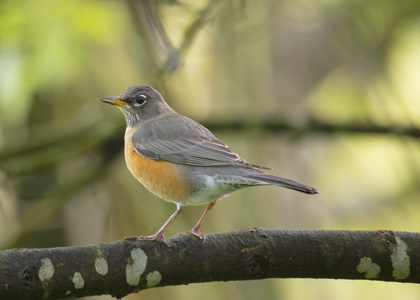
132,114,270,169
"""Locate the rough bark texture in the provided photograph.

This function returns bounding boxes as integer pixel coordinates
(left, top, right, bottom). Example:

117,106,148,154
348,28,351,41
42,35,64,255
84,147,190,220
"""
1,229,419,299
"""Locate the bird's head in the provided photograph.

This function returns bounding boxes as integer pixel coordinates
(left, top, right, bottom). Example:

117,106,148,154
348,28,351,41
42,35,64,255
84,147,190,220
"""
100,85,174,127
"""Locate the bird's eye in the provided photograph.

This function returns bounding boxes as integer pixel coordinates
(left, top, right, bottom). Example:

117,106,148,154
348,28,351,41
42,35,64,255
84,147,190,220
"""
134,94,147,106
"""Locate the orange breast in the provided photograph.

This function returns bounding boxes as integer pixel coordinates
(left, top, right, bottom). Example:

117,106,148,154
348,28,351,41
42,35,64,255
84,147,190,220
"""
124,138,189,204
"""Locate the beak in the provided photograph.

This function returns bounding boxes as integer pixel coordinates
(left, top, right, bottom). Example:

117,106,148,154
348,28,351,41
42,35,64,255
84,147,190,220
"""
100,96,127,107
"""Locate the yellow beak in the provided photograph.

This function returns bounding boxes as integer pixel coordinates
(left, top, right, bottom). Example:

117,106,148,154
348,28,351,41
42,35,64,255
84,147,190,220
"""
100,97,127,107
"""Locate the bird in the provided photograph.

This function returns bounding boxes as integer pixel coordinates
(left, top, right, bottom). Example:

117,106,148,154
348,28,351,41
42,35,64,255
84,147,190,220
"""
100,85,318,245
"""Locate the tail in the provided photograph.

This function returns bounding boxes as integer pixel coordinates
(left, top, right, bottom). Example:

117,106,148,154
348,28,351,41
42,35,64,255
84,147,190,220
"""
249,173,318,194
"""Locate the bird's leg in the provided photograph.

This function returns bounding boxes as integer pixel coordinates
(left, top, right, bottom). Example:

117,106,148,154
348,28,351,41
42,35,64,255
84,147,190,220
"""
177,201,216,240
136,204,184,247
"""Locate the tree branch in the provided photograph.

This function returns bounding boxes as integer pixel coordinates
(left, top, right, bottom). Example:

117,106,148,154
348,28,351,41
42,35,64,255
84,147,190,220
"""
203,119,420,138
1,229,419,299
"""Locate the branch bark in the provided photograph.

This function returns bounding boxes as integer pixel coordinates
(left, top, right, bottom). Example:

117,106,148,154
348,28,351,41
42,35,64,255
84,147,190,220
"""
1,229,419,299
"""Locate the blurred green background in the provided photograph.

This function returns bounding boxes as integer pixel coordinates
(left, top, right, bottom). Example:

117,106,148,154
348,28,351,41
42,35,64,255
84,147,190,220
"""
1,0,420,299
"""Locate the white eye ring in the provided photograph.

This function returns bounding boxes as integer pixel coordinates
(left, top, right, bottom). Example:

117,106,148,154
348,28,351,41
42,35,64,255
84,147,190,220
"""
134,94,147,106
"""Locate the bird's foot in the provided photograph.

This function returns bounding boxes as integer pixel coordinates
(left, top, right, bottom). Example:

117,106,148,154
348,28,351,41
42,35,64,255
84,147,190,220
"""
176,229,207,243
135,234,176,248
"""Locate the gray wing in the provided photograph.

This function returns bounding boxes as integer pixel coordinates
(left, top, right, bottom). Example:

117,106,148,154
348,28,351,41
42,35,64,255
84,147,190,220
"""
131,114,270,169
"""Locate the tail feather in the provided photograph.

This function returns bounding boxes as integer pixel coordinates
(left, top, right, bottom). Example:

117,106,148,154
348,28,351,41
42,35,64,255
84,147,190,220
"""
249,173,318,195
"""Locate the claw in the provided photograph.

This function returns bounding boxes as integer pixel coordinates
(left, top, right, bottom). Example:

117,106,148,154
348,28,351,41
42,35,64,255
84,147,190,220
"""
135,234,176,248
176,230,207,243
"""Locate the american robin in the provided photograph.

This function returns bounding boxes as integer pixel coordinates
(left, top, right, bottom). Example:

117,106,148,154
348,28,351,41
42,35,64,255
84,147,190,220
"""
101,85,318,245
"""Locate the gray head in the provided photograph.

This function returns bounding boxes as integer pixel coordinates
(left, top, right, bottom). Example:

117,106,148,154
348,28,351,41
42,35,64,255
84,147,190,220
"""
100,85,174,127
